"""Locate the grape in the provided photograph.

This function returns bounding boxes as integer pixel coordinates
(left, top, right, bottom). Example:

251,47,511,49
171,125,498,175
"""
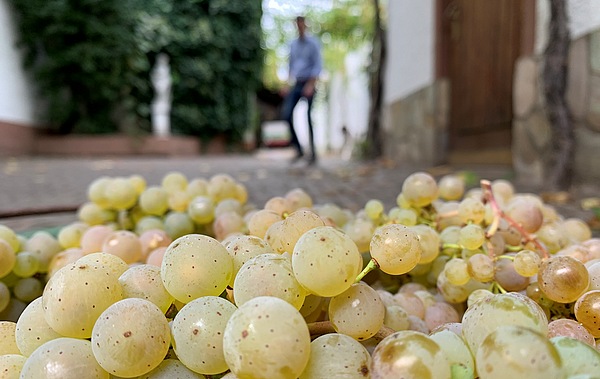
77,252,129,279
343,217,375,253
15,297,62,357
292,226,363,297
574,290,600,338
57,222,88,249
429,329,474,378
146,247,167,267
87,176,112,209
0,281,9,313
138,229,172,260
461,292,548,356
0,225,20,252
24,231,62,273
398,282,428,295
171,296,237,375
588,261,600,291
389,207,418,226
424,302,460,331
538,255,590,303
13,277,43,303
299,333,371,379
213,211,246,241
160,234,233,303
91,298,170,377
118,264,174,313
437,201,462,229
20,338,108,379
102,230,143,264
384,305,410,331
505,196,544,233
475,325,562,379
264,196,294,217
78,202,116,225
0,321,19,355
104,177,138,210
467,253,495,283
215,198,243,217
494,257,530,292
438,174,465,201
365,199,385,221
274,209,326,254
0,354,26,379
514,249,542,277
490,179,514,205
328,282,385,340
224,234,274,287
247,209,282,239
135,216,165,235
548,318,596,347
161,171,188,193
411,224,440,264
457,197,485,224
444,257,470,286
370,224,422,275
42,260,124,338
284,187,313,211
234,253,306,309
186,178,209,198
314,203,351,227
168,190,191,212
128,174,147,195
164,211,195,239
371,330,451,379
138,359,206,378
537,223,569,254
458,224,485,250
550,336,600,376
401,172,439,207
223,296,310,379
207,174,238,202
393,292,426,319
139,187,170,216
0,239,16,278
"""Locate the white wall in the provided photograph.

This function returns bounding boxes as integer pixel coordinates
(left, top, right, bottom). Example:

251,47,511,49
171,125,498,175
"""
384,0,435,103
0,0,37,126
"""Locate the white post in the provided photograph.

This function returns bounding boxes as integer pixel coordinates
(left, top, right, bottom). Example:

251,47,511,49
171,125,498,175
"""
151,53,172,137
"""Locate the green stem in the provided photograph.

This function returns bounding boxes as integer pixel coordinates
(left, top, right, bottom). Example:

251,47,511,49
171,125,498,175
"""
492,281,507,294
355,258,379,283
442,243,462,250
505,244,523,252
497,255,515,261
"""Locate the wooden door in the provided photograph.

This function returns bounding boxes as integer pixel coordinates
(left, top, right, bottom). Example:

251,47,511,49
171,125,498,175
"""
439,0,525,152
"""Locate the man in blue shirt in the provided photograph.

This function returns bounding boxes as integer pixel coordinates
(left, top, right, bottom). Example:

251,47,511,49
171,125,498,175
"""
281,16,322,165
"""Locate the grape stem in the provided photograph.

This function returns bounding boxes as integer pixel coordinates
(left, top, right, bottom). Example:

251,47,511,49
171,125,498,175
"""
480,180,549,259
355,258,379,283
307,320,395,340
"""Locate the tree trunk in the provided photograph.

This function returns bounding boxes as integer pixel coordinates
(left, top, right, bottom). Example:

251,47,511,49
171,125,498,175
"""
543,0,573,190
364,0,386,160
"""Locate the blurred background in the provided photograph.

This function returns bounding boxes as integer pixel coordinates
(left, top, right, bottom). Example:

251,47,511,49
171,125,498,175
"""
0,0,599,191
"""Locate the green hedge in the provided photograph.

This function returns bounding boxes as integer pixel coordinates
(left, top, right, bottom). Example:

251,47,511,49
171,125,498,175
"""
9,0,263,141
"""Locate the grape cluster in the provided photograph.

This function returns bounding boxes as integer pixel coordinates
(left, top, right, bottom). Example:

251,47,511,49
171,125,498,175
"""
1,170,599,378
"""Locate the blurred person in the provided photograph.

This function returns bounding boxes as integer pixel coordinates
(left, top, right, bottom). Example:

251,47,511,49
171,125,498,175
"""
281,15,322,165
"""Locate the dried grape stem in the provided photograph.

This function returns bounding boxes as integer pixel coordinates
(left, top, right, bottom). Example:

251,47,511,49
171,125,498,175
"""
480,180,548,259
307,320,395,340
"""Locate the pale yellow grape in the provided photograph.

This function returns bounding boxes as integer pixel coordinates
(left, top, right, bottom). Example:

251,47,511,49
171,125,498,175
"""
263,220,287,254
292,226,362,297
161,234,233,303
505,196,544,233
80,225,114,254
0,225,20,252
91,298,170,378
371,330,450,379
343,217,375,253
588,261,600,290
0,321,19,355
118,265,174,313
278,209,326,254
444,257,470,285
389,207,418,226
88,176,112,208
413,289,436,308
458,224,485,250
186,178,209,198
490,179,514,205
369,224,422,275
135,216,165,235
461,292,548,356
457,197,485,224
493,258,529,293
539,255,590,303
186,196,215,225
437,201,463,229
164,211,195,239
139,229,172,260
392,292,425,318
314,203,351,227
514,249,541,277
234,183,248,204
224,234,274,286
438,174,465,201
264,196,294,217
68,251,127,278
429,329,475,378
466,288,494,308
0,354,26,379
207,174,237,202
574,290,600,337
102,230,143,264
537,222,570,254
475,325,563,379
78,202,116,225
42,261,124,338
20,337,108,379
401,172,439,207
548,319,596,348
161,171,188,193
384,305,410,331
563,218,593,243
285,187,313,211
234,253,306,309
467,253,495,282
10,251,36,279
424,302,460,331
138,359,206,378
57,221,88,249
329,282,385,341
437,273,489,304
364,199,385,221
13,277,43,303
299,333,371,379
427,255,450,286
127,174,146,195
223,296,310,379
168,190,191,212
171,296,237,375
0,281,9,313
140,187,170,216
24,231,61,272
46,248,85,278
247,209,282,239
550,336,600,376
213,211,245,241
215,198,243,217
0,239,16,278
105,177,138,210
411,224,440,264
146,247,167,267
15,297,62,357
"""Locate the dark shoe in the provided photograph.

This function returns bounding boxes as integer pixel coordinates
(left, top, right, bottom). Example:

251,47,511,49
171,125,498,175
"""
307,155,317,166
290,153,304,164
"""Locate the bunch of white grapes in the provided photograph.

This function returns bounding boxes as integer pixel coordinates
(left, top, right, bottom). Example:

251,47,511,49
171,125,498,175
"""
1,170,600,378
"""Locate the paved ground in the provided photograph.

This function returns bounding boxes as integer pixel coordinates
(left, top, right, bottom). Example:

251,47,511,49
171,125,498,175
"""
0,148,597,234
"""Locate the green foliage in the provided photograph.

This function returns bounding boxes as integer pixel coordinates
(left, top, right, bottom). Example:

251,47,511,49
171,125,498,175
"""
9,0,263,140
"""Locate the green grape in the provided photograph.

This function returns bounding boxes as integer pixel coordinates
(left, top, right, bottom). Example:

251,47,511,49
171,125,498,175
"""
444,257,470,286
328,282,385,341
87,176,112,209
20,338,108,379
437,273,488,304
278,209,326,254
514,249,541,277
57,222,88,249
550,336,600,376
457,197,485,224
164,211,195,240
0,239,16,278
0,354,26,378
365,199,385,221
135,216,165,235
223,296,310,379
42,260,124,338
292,226,362,297
171,296,237,375
247,209,282,239
563,218,593,243
588,261,600,291
161,171,188,193
0,225,20,252
161,234,233,303
389,207,418,226
401,172,439,207
427,255,450,286
466,288,494,308
467,253,495,283
186,178,209,199
0,321,19,355
429,329,475,378
214,198,243,217
299,333,371,379
102,230,143,264
574,290,600,338
411,224,440,264
475,325,563,379
370,224,422,275
105,177,138,210
537,222,569,254
207,174,238,202
168,190,191,212
15,297,62,357
371,330,451,379
234,253,306,309
139,187,170,216
314,203,351,227
539,256,590,303
384,305,410,331
91,298,170,378
78,202,116,225
13,277,43,303
343,217,375,253
461,292,548,356
24,231,62,273
548,319,597,348
0,281,9,313
77,252,128,279
118,264,174,313
458,224,485,250
224,234,274,287
437,174,465,201
140,359,206,378
128,174,146,195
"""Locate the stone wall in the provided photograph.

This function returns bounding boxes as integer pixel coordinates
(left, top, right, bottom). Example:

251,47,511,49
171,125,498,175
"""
383,80,449,166
512,30,600,185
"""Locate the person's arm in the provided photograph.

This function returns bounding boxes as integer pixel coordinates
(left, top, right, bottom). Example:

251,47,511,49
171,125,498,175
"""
302,38,322,97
